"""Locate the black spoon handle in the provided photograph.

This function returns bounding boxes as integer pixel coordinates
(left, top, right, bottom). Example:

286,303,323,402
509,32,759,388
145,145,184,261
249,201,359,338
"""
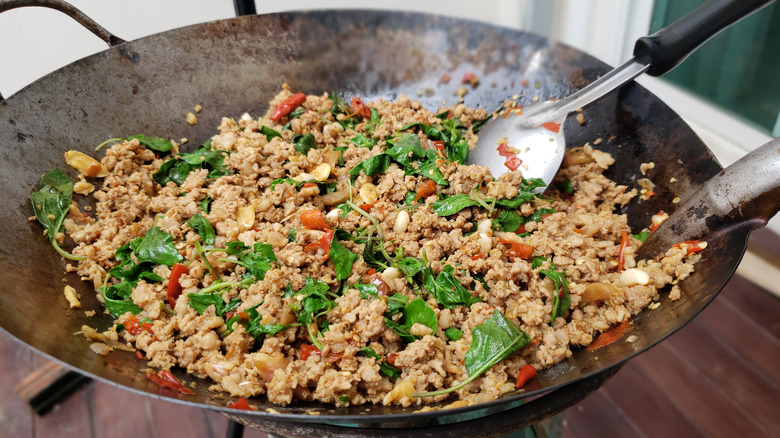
634,0,773,76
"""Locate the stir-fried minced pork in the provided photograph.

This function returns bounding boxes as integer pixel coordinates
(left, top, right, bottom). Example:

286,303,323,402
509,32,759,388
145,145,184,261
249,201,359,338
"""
43,87,702,408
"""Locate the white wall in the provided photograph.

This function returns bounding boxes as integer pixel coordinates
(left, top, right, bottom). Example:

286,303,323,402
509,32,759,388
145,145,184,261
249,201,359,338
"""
0,0,525,97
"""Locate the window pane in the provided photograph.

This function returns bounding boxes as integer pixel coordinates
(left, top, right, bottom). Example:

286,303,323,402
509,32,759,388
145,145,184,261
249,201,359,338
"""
650,1,780,134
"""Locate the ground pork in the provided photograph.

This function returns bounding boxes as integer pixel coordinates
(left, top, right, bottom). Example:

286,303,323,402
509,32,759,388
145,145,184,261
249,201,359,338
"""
48,89,701,409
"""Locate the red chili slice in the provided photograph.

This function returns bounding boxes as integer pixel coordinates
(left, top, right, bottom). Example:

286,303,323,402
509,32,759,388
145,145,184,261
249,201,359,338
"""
300,209,329,231
167,262,188,307
146,369,196,395
270,92,306,122
617,231,629,271
124,316,154,336
673,240,705,256
515,364,537,389
497,142,523,171
227,397,255,411
586,321,632,352
540,121,561,133
413,179,437,203
351,96,371,118
300,344,320,361
304,229,334,261
498,238,534,259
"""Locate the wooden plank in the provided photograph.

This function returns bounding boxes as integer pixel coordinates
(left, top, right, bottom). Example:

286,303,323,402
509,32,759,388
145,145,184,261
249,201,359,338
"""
600,361,707,438
695,294,780,386
90,379,156,438
736,249,780,299
561,387,645,438
34,384,94,438
719,275,780,339
0,333,35,438
668,314,780,436
146,397,215,438
631,335,769,438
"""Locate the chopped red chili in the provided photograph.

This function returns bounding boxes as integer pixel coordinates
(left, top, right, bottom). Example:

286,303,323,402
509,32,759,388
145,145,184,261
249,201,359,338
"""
515,364,537,389
540,121,561,133
146,369,195,395
300,209,329,231
167,262,188,307
413,179,437,203
124,316,153,336
498,238,534,259
300,344,320,361
304,229,334,261
586,321,632,352
351,96,371,118
497,142,523,171
227,397,255,411
673,240,705,256
386,352,398,366
618,231,629,271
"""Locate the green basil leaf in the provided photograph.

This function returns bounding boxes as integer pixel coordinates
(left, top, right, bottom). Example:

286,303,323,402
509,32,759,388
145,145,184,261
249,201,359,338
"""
430,265,481,309
260,125,282,141
348,154,392,178
100,281,143,317
415,159,448,186
234,242,277,281
199,196,212,213
294,133,316,156
329,238,358,282
346,133,377,149
130,226,182,267
30,169,72,240
293,278,334,326
357,346,381,360
494,210,524,232
445,327,463,341
384,133,425,168
356,284,379,299
385,293,409,316
270,178,304,191
540,264,570,323
432,194,478,216
526,208,556,224
411,310,529,398
153,158,194,186
379,362,402,379
633,230,650,242
464,310,530,377
398,298,439,342
129,134,173,152
188,213,215,245
188,291,241,318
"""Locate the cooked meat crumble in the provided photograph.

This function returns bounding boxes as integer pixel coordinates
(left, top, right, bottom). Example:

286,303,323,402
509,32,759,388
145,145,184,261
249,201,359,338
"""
37,88,701,408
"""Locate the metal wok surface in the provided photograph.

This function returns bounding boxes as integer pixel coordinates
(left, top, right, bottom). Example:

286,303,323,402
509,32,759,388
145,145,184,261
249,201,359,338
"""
0,9,745,430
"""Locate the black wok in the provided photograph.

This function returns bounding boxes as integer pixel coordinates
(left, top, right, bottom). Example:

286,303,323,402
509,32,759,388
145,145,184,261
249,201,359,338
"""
0,3,775,437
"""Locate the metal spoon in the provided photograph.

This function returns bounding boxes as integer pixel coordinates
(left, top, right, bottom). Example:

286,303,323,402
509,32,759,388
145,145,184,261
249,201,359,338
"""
469,0,773,187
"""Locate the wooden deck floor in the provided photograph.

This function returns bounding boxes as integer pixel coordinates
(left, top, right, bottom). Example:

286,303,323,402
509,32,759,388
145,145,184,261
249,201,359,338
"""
2,229,779,438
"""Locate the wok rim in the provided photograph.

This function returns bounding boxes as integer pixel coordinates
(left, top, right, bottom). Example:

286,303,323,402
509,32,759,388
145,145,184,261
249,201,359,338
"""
0,7,741,429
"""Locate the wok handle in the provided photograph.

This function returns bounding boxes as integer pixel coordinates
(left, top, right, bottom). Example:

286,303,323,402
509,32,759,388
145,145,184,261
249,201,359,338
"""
638,138,780,260
0,0,125,46
634,0,774,76
0,0,125,101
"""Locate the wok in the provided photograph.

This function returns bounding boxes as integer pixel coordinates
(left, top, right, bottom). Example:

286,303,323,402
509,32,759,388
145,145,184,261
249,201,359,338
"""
1,2,777,436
